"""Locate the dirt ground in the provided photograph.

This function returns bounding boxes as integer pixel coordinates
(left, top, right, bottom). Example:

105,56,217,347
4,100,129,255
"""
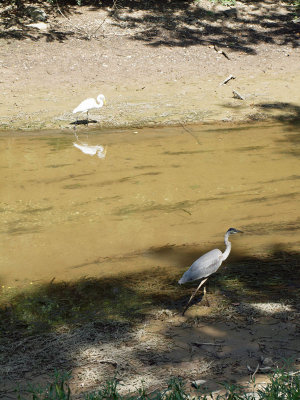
0,1,300,398
1,296,300,398
0,0,300,131
0,249,300,398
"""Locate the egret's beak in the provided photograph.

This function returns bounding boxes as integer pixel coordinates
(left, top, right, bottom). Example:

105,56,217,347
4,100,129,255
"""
104,99,107,105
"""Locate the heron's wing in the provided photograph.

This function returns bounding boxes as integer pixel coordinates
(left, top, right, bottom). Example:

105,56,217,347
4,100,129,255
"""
178,249,223,284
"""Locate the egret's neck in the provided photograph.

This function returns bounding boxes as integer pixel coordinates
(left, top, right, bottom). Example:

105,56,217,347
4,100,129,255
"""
96,96,104,107
222,233,231,260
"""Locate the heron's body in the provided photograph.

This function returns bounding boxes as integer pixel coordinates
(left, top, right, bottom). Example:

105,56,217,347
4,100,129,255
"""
73,94,106,120
178,249,223,284
179,228,243,314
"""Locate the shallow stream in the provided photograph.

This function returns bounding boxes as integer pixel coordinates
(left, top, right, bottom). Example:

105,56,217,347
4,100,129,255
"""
0,123,299,286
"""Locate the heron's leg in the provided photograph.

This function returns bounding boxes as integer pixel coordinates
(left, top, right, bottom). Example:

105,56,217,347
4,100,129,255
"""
87,110,89,126
182,278,208,316
203,285,210,307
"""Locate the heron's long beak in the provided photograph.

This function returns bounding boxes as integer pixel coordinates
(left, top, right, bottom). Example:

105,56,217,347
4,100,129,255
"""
237,229,244,233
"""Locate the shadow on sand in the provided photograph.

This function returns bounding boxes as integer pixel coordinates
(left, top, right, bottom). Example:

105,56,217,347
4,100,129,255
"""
0,244,299,397
0,0,299,53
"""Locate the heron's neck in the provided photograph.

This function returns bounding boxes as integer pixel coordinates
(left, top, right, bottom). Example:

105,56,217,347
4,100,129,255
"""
222,233,231,260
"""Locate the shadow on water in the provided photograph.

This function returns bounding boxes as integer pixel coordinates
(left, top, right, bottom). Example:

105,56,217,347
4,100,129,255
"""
0,0,299,52
0,245,299,335
0,246,299,395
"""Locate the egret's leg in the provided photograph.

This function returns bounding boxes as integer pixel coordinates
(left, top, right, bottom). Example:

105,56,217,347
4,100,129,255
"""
182,277,208,316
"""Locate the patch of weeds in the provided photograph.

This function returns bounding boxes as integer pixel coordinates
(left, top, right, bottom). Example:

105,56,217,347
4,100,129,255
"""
256,365,300,399
294,0,300,9
14,366,300,399
17,370,71,400
0,270,181,338
164,377,189,400
86,379,122,400
1,250,299,339
214,251,300,304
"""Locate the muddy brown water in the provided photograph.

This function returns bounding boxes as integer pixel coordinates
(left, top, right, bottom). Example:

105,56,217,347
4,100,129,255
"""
0,123,299,287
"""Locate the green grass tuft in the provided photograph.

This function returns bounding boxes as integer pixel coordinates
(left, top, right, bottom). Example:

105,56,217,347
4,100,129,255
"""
16,365,300,400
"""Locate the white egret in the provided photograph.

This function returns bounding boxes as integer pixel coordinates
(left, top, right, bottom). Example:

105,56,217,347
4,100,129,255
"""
73,94,106,123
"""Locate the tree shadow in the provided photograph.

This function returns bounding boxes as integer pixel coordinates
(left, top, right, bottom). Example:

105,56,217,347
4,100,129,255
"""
97,0,299,52
220,101,300,128
0,245,299,396
257,102,300,125
0,0,75,42
1,243,298,337
0,0,299,51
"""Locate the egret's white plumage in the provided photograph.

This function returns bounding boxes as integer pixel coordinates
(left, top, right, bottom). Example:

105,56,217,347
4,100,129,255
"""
73,143,106,159
73,94,106,119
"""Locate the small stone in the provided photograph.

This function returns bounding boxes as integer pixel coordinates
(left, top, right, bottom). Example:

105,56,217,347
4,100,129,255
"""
25,6,47,22
27,22,48,31
233,90,245,100
191,379,206,388
244,393,260,400
261,356,273,367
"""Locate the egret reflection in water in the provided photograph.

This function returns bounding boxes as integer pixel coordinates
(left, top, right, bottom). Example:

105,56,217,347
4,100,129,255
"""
73,142,107,158
73,132,107,159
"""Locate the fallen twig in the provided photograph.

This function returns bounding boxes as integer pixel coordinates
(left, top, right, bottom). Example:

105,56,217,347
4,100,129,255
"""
220,74,236,86
180,122,201,145
247,364,272,374
99,359,118,367
213,45,230,60
192,342,223,347
233,90,245,100
181,209,192,216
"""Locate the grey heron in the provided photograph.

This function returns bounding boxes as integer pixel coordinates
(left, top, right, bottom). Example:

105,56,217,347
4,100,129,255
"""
179,227,243,314
73,94,106,124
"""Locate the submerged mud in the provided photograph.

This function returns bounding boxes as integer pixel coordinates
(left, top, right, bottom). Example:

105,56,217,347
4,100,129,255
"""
0,123,299,285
